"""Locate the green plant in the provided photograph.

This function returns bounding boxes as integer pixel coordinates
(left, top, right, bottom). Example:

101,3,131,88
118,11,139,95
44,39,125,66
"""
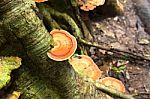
111,65,126,77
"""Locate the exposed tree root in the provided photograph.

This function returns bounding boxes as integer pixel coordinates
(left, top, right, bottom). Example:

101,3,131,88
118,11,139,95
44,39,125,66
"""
39,7,61,30
70,0,93,41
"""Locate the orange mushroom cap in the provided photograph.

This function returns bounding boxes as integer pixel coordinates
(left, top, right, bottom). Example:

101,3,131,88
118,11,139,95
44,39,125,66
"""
34,0,48,3
80,3,96,11
47,29,77,61
69,55,102,80
78,0,105,11
99,77,126,92
88,0,105,6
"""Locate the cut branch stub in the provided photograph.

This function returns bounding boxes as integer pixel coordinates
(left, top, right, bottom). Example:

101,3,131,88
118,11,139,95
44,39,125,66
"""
78,0,105,11
99,77,126,93
69,55,102,80
34,0,48,3
47,29,77,61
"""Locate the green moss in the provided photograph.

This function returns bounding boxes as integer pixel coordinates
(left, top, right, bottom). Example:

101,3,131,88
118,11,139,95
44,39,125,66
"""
0,57,21,90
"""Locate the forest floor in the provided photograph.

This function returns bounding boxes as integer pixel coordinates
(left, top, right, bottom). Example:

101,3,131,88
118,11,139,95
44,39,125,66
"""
88,0,150,98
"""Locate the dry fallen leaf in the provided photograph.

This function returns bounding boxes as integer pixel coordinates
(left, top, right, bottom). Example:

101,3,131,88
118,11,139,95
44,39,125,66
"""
103,31,115,38
138,38,150,45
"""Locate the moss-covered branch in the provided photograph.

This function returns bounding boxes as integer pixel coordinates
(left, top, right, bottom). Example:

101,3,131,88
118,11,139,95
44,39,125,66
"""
95,82,134,99
0,0,77,98
1,0,53,61
38,3,82,39
38,5,61,30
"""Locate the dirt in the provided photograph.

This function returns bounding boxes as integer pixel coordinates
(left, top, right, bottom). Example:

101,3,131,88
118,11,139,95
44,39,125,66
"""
88,0,150,98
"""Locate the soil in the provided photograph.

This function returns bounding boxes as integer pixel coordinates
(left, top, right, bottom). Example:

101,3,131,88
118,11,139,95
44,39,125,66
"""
88,0,150,98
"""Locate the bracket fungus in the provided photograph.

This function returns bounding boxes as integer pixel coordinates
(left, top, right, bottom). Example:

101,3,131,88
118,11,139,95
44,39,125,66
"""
99,77,126,92
69,55,102,80
47,29,77,61
78,0,105,11
34,0,48,3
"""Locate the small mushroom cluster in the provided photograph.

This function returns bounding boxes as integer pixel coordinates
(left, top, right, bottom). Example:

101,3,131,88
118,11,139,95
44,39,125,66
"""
47,29,126,93
47,30,102,80
77,0,105,11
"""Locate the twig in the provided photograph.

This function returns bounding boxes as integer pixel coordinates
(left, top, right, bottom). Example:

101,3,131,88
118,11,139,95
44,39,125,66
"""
133,92,150,96
94,82,134,99
79,39,150,61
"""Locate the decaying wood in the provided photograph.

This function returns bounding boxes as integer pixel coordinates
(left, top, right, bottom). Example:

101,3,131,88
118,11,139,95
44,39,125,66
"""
0,0,136,98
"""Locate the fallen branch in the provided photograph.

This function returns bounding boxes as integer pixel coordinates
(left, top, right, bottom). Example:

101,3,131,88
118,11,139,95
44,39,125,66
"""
79,39,150,61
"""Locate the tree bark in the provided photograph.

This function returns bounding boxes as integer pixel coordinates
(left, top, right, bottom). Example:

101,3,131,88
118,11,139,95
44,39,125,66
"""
0,22,6,48
0,0,77,98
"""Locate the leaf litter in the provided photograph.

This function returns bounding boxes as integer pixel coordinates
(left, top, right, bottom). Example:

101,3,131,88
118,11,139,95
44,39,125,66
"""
89,0,150,98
